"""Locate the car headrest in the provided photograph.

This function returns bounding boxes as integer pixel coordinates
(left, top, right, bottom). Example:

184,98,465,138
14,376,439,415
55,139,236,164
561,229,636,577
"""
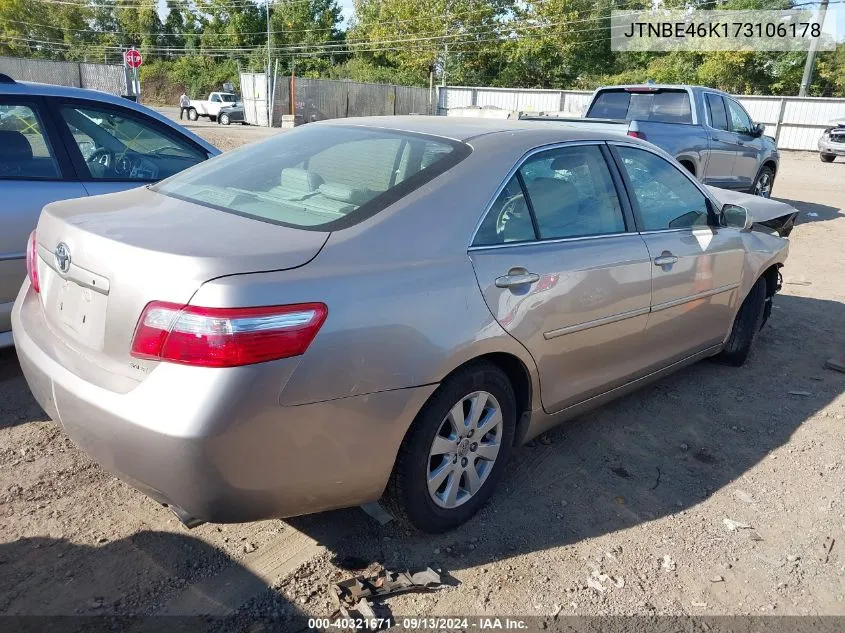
317,183,370,205
550,154,588,173
280,168,321,192
0,130,33,162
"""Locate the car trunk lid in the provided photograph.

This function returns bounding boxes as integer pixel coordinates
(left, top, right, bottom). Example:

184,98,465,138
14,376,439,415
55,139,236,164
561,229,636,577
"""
34,186,329,390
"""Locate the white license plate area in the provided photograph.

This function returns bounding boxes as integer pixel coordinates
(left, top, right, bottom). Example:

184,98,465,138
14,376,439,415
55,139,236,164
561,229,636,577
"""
51,278,108,350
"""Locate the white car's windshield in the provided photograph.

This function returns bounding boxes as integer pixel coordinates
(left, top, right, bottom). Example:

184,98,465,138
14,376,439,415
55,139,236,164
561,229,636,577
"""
154,125,469,230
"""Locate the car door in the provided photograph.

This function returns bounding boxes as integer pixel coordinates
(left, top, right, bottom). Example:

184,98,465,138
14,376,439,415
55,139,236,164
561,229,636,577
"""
469,143,654,414
50,99,209,197
0,96,86,337
701,93,737,187
209,93,222,116
611,144,745,366
725,97,762,190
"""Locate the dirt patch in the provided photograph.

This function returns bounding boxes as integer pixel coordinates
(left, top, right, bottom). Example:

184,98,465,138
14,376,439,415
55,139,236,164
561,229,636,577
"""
1,152,844,620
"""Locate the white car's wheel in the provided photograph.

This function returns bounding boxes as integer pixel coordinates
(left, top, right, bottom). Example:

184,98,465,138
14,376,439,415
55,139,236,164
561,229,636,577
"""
188,108,198,121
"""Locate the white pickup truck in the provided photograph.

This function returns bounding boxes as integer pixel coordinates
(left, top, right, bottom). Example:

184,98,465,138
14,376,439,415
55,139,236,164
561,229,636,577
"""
186,92,238,122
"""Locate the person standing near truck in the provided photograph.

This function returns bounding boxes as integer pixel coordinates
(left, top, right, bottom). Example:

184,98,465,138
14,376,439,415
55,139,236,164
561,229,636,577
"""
179,92,190,120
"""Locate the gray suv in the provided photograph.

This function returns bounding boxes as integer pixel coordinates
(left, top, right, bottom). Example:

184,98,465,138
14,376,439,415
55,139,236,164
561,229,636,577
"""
0,74,219,347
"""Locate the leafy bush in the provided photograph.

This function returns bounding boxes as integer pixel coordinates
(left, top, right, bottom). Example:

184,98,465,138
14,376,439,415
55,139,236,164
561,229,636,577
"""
140,56,240,105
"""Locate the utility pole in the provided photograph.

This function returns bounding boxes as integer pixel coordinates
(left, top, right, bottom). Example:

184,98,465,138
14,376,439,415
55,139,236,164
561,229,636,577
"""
799,0,829,97
441,0,449,87
267,0,272,125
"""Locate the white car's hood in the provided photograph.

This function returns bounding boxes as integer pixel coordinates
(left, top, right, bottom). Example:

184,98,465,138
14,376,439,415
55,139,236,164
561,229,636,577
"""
706,186,800,237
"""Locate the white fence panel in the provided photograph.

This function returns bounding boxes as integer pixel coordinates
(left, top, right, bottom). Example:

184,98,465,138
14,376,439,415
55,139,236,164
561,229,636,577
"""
737,97,782,124
438,87,473,112
475,89,518,110
561,91,593,116
514,90,562,113
240,72,268,127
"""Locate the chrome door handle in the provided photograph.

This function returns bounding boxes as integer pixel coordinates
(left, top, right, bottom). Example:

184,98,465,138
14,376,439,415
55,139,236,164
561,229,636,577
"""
495,272,540,288
654,254,678,266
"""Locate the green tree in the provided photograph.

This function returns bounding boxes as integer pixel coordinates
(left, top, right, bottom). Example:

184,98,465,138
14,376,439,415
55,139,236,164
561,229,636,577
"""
270,0,343,76
350,0,511,86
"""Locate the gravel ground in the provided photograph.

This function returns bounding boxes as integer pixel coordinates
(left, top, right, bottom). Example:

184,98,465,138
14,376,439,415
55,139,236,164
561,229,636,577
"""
1,130,844,629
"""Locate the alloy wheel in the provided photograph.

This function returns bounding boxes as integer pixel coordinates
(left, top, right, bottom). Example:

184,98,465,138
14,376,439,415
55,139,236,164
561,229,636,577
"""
427,390,503,509
754,171,773,198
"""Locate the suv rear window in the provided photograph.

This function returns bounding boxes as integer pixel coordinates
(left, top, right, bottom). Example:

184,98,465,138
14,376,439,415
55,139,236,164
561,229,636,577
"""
155,125,469,230
586,89,693,124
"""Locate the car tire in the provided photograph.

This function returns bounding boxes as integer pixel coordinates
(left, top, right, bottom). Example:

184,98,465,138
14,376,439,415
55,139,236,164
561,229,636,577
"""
384,361,516,533
716,277,767,367
220,114,230,125
188,108,198,121
751,165,775,198
820,153,836,163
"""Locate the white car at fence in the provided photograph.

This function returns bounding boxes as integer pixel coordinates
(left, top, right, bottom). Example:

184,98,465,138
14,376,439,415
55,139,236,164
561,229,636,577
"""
187,92,238,122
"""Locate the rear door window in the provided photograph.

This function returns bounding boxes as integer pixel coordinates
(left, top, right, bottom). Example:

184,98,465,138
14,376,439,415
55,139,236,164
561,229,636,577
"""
0,102,60,179
705,94,729,131
472,145,627,246
587,89,692,124
520,145,626,240
155,125,469,230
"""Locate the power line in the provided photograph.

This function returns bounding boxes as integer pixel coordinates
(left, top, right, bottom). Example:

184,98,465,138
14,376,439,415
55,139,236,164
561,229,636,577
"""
5,0,839,57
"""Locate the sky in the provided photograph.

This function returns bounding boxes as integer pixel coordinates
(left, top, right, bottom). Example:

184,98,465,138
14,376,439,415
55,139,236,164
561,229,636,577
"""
339,0,354,26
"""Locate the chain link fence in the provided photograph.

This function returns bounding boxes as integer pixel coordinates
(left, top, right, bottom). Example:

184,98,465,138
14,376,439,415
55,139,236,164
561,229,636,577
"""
0,56,127,95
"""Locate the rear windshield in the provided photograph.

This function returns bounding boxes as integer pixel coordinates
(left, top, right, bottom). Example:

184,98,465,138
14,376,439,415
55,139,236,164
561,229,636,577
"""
586,89,693,124
154,125,469,230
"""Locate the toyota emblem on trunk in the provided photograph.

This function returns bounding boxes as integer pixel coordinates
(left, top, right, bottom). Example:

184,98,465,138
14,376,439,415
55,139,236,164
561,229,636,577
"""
54,243,71,273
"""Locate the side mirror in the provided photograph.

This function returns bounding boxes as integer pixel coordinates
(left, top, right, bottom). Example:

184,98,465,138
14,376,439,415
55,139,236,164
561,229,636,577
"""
751,123,765,138
721,204,753,232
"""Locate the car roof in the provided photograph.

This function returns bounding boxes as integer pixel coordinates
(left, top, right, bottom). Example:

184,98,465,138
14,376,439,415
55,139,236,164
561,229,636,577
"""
596,84,730,96
0,79,220,155
317,115,641,143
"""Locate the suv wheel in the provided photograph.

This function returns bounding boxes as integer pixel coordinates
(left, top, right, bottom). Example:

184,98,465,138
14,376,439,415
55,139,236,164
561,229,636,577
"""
752,165,775,198
820,153,836,163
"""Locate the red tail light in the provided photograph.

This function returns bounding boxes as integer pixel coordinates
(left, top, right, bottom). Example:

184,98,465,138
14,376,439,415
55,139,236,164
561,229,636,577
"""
627,121,645,140
131,302,328,367
25,231,40,294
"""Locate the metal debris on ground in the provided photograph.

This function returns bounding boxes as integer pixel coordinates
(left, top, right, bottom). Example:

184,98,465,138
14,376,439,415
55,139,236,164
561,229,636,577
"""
331,567,446,608
788,390,812,396
359,501,395,526
723,518,752,532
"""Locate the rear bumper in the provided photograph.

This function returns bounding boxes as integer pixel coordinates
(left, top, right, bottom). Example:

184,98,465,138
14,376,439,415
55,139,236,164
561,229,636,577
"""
818,138,845,155
12,281,436,523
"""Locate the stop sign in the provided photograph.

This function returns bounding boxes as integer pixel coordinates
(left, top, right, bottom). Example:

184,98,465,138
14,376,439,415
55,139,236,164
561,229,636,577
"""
125,49,143,69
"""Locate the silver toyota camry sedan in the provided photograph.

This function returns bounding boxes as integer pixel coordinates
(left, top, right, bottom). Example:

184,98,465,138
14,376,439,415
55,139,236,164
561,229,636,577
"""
13,117,794,533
